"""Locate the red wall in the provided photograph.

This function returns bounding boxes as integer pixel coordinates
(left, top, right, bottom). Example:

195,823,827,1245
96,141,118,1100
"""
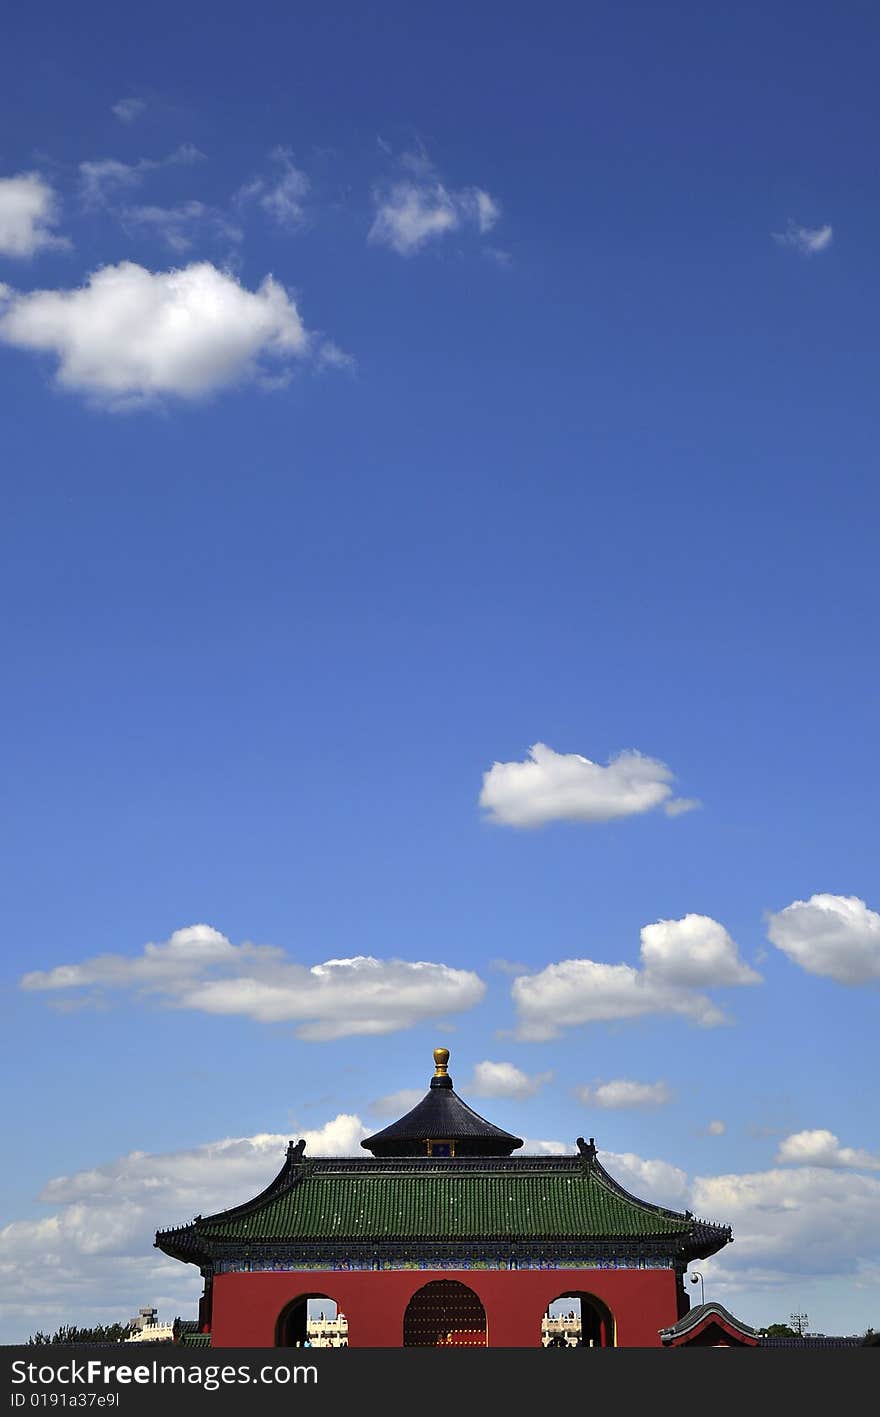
211,1268,678,1348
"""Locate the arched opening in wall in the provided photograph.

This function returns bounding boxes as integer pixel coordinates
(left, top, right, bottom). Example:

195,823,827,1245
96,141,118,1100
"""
276,1294,348,1348
541,1292,615,1348
403,1280,487,1347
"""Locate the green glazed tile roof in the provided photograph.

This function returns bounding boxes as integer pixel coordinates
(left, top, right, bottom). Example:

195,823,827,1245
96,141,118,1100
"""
197,1169,691,1242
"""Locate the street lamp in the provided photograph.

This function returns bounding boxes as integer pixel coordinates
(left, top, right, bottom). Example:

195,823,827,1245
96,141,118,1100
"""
689,1272,705,1306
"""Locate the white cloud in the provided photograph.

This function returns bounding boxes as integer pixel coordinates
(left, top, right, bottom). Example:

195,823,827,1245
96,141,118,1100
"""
369,181,458,254
317,339,356,372
512,959,725,1040
467,1060,552,1099
0,1119,366,1343
22,924,277,991
639,915,761,988
20,923,487,1040
520,1138,574,1156
238,147,310,229
469,188,500,234
0,262,321,407
773,220,833,255
603,1151,692,1209
707,1120,726,1136
120,202,243,254
692,1167,880,1279
575,1079,673,1109
0,173,69,258
776,1130,880,1172
169,144,205,166
767,894,880,985
295,1115,369,1155
79,145,204,205
369,1089,424,1119
79,158,153,205
369,150,501,256
479,742,699,827
511,913,759,1041
112,98,146,123
121,201,209,252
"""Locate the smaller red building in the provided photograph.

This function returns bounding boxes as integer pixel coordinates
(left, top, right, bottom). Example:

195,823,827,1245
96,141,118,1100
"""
156,1048,731,1347
660,1302,760,1347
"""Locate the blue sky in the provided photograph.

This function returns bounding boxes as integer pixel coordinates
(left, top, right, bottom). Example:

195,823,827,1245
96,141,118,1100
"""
1,0,878,1342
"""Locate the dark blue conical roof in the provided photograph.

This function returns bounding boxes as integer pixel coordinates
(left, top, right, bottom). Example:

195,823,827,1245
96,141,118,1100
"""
361,1049,523,1157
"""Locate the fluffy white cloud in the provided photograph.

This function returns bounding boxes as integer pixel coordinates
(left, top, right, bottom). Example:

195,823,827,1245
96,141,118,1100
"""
692,1167,880,1278
0,1119,366,1343
776,1130,880,1171
369,181,458,254
479,743,699,827
238,148,310,228
112,98,146,123
21,923,486,1040
575,1079,674,1109
369,148,500,256
295,1115,370,1155
639,915,760,988
773,220,833,255
21,924,273,991
0,173,68,258
603,1151,692,1209
512,959,725,1039
511,913,759,1040
467,1060,552,1099
767,894,880,985
520,1138,574,1156
121,201,208,252
707,1120,726,1136
80,158,148,204
0,261,323,406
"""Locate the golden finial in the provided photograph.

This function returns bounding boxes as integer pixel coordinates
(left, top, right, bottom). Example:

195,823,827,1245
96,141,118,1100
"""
433,1046,450,1077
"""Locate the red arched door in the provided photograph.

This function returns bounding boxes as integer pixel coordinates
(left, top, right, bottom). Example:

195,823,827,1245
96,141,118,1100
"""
403,1280,487,1347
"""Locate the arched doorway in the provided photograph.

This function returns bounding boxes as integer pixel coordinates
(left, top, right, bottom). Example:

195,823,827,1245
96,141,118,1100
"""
276,1294,348,1347
403,1280,487,1347
541,1291,614,1348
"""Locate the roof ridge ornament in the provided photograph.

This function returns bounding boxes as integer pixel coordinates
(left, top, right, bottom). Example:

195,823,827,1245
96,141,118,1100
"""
430,1045,453,1091
576,1136,597,1160
287,1139,306,1161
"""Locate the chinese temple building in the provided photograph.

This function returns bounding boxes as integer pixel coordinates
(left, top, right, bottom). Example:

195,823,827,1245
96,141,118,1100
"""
155,1048,732,1347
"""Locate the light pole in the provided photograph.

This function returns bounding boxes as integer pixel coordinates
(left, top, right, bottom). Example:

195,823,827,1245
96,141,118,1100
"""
689,1272,705,1307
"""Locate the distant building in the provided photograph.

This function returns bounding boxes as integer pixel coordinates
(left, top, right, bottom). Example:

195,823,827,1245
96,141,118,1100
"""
125,1307,174,1344
306,1313,348,1347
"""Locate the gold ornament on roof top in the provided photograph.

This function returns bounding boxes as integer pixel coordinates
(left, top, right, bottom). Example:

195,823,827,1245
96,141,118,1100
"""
433,1046,450,1076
